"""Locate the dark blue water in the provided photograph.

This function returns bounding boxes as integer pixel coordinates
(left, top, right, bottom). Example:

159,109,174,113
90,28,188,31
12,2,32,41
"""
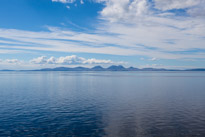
0,71,205,137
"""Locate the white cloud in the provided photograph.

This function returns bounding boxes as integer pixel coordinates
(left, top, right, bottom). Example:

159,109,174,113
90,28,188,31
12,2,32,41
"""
99,0,149,22
187,1,205,17
97,0,205,23
5,59,20,64
149,57,157,61
154,0,201,11
30,55,113,65
30,56,48,64
0,59,25,70
57,55,86,64
84,58,112,64
47,56,56,64
52,0,75,3
80,0,84,4
0,59,23,66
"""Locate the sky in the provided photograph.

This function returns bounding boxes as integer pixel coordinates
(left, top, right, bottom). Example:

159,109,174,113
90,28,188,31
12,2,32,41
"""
0,0,205,70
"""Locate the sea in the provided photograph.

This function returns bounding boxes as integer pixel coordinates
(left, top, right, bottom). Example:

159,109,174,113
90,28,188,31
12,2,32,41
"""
0,71,205,137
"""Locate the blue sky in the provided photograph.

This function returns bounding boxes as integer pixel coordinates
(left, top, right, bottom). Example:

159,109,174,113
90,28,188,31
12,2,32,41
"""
0,0,205,69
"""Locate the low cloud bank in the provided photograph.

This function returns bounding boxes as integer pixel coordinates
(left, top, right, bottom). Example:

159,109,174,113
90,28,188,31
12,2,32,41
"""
30,55,113,65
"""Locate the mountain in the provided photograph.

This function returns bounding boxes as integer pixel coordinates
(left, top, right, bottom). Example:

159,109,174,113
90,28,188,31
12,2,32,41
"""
127,67,140,71
72,67,90,71
107,65,126,71
91,66,105,71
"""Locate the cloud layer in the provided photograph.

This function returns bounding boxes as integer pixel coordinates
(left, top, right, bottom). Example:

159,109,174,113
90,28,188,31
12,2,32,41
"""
30,55,113,65
0,0,205,69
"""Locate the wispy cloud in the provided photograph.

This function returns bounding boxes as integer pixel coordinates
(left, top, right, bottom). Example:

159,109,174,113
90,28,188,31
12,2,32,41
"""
0,0,205,63
154,0,201,11
139,64,198,70
0,20,205,60
149,57,158,61
52,0,75,4
5,59,22,64
0,48,27,54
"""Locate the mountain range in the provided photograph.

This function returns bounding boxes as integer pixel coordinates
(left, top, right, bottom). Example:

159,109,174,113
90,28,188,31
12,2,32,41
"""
1,65,205,71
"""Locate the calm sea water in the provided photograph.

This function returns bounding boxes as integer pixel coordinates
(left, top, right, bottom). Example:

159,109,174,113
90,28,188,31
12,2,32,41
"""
0,71,205,137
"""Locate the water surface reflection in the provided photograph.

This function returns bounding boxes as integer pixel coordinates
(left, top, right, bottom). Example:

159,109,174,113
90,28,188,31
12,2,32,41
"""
0,71,205,137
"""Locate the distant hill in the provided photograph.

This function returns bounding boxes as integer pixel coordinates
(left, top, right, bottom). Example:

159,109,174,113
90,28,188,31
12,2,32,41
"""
107,65,126,71
35,67,89,71
1,65,205,71
91,66,105,71
185,68,205,71
0,69,15,71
